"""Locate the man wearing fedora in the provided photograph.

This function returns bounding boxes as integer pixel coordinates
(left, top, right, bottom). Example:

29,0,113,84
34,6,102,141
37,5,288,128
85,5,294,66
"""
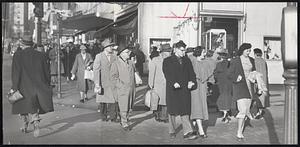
148,43,172,123
110,45,136,131
93,38,119,122
10,35,53,137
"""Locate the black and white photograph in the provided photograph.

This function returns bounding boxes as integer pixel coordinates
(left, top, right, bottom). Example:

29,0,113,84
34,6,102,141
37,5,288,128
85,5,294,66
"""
2,1,298,145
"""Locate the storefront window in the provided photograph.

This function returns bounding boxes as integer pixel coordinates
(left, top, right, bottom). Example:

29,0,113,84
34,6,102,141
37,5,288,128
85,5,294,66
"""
149,38,171,53
263,36,281,60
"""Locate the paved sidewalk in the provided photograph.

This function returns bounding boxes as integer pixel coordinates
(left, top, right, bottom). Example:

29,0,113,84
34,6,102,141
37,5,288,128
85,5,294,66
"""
49,76,285,144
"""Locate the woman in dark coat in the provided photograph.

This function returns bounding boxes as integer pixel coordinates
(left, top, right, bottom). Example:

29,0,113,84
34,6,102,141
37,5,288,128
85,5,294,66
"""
227,43,256,140
214,52,232,123
11,35,53,137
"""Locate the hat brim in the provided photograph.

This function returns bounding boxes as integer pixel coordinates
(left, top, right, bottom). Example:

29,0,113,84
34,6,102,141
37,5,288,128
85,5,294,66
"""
103,43,116,49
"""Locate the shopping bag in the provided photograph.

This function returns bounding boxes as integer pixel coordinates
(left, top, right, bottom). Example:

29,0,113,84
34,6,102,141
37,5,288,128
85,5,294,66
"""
135,72,143,85
145,90,151,108
7,90,24,104
84,69,94,80
144,89,159,111
150,90,159,111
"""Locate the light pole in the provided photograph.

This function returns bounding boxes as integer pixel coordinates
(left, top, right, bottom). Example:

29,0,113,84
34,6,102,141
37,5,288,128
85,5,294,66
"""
33,2,43,46
281,2,297,144
57,14,62,99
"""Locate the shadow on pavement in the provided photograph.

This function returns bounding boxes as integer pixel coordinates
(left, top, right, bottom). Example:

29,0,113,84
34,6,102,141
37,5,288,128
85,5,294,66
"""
129,112,154,130
38,112,101,138
264,109,280,144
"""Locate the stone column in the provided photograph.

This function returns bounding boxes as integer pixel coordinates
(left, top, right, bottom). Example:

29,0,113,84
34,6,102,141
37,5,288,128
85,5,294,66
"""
281,3,297,144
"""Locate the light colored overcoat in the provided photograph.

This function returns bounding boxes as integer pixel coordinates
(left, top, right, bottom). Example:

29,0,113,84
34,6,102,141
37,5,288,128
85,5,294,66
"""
71,53,93,92
93,52,117,103
110,57,136,112
148,55,167,105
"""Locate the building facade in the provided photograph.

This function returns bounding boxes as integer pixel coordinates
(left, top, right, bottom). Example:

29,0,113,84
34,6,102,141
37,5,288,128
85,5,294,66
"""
138,2,287,84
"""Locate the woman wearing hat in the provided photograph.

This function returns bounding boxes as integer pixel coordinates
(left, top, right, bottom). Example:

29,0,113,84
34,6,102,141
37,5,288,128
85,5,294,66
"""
71,44,93,103
227,43,256,140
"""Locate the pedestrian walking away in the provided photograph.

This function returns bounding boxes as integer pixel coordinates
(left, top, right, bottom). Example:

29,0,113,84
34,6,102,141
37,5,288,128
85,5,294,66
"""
162,40,198,140
10,35,54,137
148,43,172,123
110,45,136,131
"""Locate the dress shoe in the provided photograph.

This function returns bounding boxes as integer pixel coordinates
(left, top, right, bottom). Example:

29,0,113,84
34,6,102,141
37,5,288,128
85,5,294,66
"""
121,125,131,131
169,133,176,139
199,133,208,138
255,110,265,119
80,99,84,103
183,132,198,140
84,98,88,101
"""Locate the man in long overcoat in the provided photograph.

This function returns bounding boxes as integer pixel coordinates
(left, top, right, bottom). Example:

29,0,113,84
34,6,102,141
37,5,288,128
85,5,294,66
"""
148,43,172,122
110,45,135,131
162,40,198,140
11,35,53,137
93,38,119,122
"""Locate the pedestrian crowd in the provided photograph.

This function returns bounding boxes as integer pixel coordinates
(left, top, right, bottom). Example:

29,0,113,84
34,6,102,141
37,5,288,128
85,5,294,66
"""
9,35,270,141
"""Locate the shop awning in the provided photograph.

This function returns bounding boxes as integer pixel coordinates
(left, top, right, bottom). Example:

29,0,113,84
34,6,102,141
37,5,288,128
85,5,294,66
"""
61,13,113,32
93,6,138,38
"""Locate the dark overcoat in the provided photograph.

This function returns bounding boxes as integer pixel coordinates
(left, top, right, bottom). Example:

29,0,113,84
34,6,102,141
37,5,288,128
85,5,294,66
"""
227,56,256,102
11,47,53,115
162,55,196,116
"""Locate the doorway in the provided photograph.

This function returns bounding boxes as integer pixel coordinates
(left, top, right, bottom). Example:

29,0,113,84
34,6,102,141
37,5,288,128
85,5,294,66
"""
201,17,239,57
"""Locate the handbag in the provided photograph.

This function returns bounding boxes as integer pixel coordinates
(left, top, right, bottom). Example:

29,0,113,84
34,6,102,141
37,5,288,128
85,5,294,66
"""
7,90,24,104
144,89,159,111
84,69,94,80
135,72,143,85
145,90,151,108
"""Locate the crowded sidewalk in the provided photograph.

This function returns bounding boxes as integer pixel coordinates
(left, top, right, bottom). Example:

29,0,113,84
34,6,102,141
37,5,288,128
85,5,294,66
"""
3,53,285,144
